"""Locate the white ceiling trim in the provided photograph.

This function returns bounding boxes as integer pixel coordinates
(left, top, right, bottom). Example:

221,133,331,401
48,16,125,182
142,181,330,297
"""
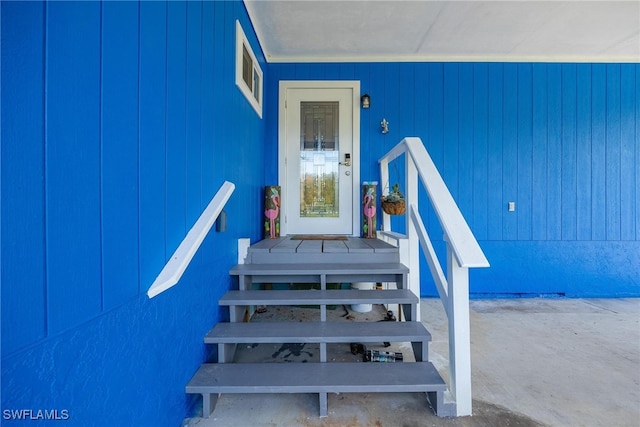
264,53,640,64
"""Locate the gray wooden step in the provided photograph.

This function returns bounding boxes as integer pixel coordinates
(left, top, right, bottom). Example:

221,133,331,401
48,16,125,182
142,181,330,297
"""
219,289,417,306
205,321,431,344
230,262,408,289
230,262,408,276
207,321,431,363
247,236,400,264
186,362,450,417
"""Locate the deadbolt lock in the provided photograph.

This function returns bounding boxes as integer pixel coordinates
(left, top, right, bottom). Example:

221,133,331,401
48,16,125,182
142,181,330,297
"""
340,153,351,167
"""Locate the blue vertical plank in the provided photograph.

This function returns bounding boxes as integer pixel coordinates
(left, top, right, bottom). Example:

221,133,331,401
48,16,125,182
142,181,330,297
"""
576,65,593,241
315,63,329,79
356,63,376,181
546,64,562,240
395,62,413,229
487,63,504,240
561,64,577,241
502,64,518,240
201,1,215,202
426,63,444,234
199,0,219,262
101,1,140,309
186,0,202,229
323,63,342,80
414,63,432,229
1,0,47,354
531,64,548,240
368,63,386,182
358,65,374,222
619,64,635,240
517,63,533,240
46,1,102,333
212,0,226,179
472,63,489,240
264,63,281,184
591,64,607,241
397,64,415,136
356,63,374,183
295,63,315,80
427,63,444,171
339,63,356,80
166,1,187,255
443,63,459,201
139,1,167,291
277,62,298,81
322,63,333,79
458,64,474,223
384,63,404,233
426,60,447,241
606,64,621,241
383,63,401,154
220,1,235,184
636,65,640,241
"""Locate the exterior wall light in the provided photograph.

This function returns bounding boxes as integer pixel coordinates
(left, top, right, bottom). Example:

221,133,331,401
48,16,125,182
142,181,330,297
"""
361,94,370,109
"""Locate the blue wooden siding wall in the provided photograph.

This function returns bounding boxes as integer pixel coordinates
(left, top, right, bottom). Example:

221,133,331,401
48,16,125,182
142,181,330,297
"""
268,62,639,297
1,0,638,423
1,1,265,425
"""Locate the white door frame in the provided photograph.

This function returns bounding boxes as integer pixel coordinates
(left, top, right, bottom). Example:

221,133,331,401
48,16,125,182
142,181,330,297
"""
278,80,361,236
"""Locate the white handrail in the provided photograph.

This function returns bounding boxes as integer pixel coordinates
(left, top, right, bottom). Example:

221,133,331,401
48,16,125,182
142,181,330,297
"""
380,137,488,268
379,137,489,417
408,203,448,306
147,181,235,298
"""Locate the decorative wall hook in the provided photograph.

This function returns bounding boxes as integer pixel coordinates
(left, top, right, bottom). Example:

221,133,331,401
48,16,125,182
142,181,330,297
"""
381,118,389,134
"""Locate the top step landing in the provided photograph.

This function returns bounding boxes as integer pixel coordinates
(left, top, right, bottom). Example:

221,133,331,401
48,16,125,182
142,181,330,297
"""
246,236,400,264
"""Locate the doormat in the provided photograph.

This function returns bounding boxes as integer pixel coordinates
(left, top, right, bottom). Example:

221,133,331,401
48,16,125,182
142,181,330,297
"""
290,235,348,241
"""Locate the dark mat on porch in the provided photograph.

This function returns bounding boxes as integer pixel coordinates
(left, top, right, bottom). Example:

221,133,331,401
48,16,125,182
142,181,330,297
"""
290,235,348,240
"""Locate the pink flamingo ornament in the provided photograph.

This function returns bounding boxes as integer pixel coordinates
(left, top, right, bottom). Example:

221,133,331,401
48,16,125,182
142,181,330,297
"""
363,189,376,238
265,193,280,239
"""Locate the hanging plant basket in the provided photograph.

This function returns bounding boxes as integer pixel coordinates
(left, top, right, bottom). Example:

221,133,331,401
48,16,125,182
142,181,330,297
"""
381,183,406,215
381,200,406,215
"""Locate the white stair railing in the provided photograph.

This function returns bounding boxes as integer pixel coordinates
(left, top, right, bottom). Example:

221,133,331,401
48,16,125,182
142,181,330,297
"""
379,137,489,417
147,181,235,298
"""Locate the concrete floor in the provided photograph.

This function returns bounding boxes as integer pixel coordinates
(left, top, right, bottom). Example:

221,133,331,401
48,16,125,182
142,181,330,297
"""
183,298,640,427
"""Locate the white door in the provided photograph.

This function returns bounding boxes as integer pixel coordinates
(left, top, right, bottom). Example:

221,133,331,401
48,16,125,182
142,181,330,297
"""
279,81,360,236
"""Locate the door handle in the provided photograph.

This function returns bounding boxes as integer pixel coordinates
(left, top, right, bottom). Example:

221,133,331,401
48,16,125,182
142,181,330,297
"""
339,153,351,167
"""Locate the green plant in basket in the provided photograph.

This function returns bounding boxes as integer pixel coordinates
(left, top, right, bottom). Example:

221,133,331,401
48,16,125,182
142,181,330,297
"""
381,183,406,215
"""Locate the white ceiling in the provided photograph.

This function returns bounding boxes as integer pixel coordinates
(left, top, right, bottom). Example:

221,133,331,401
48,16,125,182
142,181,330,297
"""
244,0,640,63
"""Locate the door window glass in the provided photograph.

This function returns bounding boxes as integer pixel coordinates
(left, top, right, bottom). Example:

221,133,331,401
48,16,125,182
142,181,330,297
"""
299,102,339,218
